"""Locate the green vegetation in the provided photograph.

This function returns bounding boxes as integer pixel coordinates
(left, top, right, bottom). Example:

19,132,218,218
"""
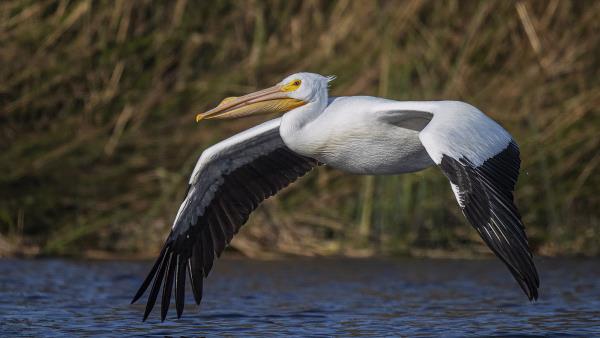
1,1,598,258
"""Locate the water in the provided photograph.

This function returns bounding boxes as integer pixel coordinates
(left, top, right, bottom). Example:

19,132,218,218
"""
1,257,599,337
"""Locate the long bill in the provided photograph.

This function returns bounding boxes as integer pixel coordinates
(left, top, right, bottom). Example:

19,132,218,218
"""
196,85,306,122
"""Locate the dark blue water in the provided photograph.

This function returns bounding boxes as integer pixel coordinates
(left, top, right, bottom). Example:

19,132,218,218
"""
1,257,599,337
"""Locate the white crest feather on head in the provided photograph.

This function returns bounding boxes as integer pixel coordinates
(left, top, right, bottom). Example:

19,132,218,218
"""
326,75,336,88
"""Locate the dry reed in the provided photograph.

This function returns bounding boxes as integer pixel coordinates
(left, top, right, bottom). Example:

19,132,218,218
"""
0,0,598,257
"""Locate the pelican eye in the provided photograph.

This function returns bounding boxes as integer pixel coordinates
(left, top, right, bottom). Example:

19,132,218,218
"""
282,79,302,92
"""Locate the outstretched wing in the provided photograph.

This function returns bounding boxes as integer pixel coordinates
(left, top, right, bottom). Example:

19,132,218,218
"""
131,118,318,321
419,101,539,300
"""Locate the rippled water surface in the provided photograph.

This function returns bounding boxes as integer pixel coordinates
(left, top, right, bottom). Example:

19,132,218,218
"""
1,257,599,336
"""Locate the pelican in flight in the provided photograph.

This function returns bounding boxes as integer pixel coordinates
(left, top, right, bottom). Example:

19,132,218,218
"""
132,72,539,321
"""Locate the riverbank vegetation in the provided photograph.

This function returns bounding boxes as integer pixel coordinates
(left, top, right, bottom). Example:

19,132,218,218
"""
1,1,598,258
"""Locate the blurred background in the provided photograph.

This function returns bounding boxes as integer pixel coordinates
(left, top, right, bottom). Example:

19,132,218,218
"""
1,0,598,259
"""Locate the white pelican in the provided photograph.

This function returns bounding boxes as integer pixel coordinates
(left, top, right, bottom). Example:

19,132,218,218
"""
132,72,539,321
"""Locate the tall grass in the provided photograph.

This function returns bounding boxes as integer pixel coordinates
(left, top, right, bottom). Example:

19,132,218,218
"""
1,0,598,257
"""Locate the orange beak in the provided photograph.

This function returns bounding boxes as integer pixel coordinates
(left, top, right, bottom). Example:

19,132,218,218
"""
196,85,306,122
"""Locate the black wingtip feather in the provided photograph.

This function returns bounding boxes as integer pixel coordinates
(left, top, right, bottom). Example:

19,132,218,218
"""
131,244,168,305
160,253,176,322
201,228,215,277
207,209,226,257
143,248,170,321
439,141,540,302
189,246,204,305
175,255,186,318
504,254,539,301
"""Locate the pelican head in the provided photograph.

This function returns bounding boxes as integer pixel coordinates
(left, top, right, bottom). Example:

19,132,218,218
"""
196,72,333,122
